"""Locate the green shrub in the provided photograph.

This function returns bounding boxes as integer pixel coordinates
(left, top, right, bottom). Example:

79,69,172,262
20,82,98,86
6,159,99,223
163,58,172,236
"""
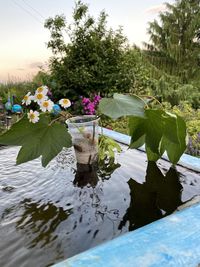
44,1,135,100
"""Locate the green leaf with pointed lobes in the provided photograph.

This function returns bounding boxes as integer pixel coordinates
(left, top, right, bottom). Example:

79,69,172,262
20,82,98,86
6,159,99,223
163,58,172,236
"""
0,115,72,167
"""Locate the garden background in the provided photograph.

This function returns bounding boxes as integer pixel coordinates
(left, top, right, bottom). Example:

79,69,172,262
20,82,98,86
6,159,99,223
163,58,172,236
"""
0,0,200,157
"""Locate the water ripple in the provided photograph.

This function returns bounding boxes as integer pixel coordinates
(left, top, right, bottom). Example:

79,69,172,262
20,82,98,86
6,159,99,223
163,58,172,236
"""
0,146,199,267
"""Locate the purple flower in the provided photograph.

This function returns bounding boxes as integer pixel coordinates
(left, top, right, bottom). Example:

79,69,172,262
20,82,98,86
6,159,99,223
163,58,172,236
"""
47,89,53,98
82,97,90,104
80,94,101,115
93,95,101,105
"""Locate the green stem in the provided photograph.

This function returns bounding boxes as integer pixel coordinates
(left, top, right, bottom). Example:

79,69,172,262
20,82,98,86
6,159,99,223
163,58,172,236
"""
48,112,72,126
131,94,150,109
48,116,61,126
139,95,163,109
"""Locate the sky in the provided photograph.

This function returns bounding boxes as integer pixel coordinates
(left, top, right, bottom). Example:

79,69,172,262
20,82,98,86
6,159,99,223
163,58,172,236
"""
0,0,174,83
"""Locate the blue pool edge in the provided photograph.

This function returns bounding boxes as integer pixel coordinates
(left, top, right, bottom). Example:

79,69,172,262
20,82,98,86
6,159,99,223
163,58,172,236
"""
53,203,200,267
101,127,200,172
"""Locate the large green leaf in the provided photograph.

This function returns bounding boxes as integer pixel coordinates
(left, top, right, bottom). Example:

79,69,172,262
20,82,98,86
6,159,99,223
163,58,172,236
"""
163,112,179,143
161,114,187,164
128,116,146,148
0,115,49,146
145,109,164,155
99,93,145,119
145,144,160,162
0,115,72,167
128,109,187,164
128,110,164,155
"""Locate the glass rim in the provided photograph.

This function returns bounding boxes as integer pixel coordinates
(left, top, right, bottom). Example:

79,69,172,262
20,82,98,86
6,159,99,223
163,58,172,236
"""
66,115,100,126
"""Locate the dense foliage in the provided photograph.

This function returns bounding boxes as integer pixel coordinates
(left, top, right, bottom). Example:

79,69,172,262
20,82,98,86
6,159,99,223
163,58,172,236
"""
44,1,135,99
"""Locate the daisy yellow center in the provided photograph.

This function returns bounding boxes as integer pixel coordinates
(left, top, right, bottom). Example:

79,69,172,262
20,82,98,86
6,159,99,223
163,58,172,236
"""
36,93,43,100
23,95,28,100
43,101,49,107
29,113,35,120
63,99,69,104
37,87,43,93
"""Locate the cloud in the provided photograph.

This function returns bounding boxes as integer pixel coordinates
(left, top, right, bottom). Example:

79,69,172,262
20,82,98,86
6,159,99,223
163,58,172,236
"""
145,4,167,15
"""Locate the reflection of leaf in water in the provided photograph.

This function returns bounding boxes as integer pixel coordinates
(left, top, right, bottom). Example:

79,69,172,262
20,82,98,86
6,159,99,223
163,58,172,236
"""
16,198,72,248
119,162,183,231
156,167,183,213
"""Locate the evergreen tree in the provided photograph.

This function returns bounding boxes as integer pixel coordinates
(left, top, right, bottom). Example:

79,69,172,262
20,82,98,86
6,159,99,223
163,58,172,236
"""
144,0,200,83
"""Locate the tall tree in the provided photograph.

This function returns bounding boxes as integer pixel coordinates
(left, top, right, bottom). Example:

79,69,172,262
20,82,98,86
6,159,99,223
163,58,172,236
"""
144,0,200,83
44,1,135,99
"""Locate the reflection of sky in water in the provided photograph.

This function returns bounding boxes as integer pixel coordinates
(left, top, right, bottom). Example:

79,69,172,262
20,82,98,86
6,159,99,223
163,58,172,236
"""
0,145,199,267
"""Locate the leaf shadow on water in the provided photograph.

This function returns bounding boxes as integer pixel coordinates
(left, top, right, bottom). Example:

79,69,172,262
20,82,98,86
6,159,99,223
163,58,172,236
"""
118,161,183,231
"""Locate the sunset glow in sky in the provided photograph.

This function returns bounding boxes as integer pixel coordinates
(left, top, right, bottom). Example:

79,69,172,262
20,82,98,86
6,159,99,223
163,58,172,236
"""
0,0,174,82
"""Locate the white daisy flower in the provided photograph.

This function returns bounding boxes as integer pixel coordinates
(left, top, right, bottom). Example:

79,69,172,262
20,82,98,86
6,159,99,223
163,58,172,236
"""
27,110,40,123
22,92,33,105
36,85,48,96
40,100,54,112
59,98,71,109
34,92,48,104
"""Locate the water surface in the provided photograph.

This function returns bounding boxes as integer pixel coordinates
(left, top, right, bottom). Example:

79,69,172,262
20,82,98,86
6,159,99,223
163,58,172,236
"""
0,146,199,267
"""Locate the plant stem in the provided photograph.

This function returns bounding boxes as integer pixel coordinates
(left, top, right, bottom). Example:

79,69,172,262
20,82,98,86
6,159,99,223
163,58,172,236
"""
48,116,61,126
131,94,149,109
139,95,163,108
48,112,72,126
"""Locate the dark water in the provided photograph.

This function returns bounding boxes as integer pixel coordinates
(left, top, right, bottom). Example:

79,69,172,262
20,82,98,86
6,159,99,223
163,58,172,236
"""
0,146,199,267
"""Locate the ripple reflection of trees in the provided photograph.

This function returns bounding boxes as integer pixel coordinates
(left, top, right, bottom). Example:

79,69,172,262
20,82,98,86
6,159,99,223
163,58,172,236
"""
119,161,183,231
73,163,120,232
16,160,121,252
16,199,71,248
